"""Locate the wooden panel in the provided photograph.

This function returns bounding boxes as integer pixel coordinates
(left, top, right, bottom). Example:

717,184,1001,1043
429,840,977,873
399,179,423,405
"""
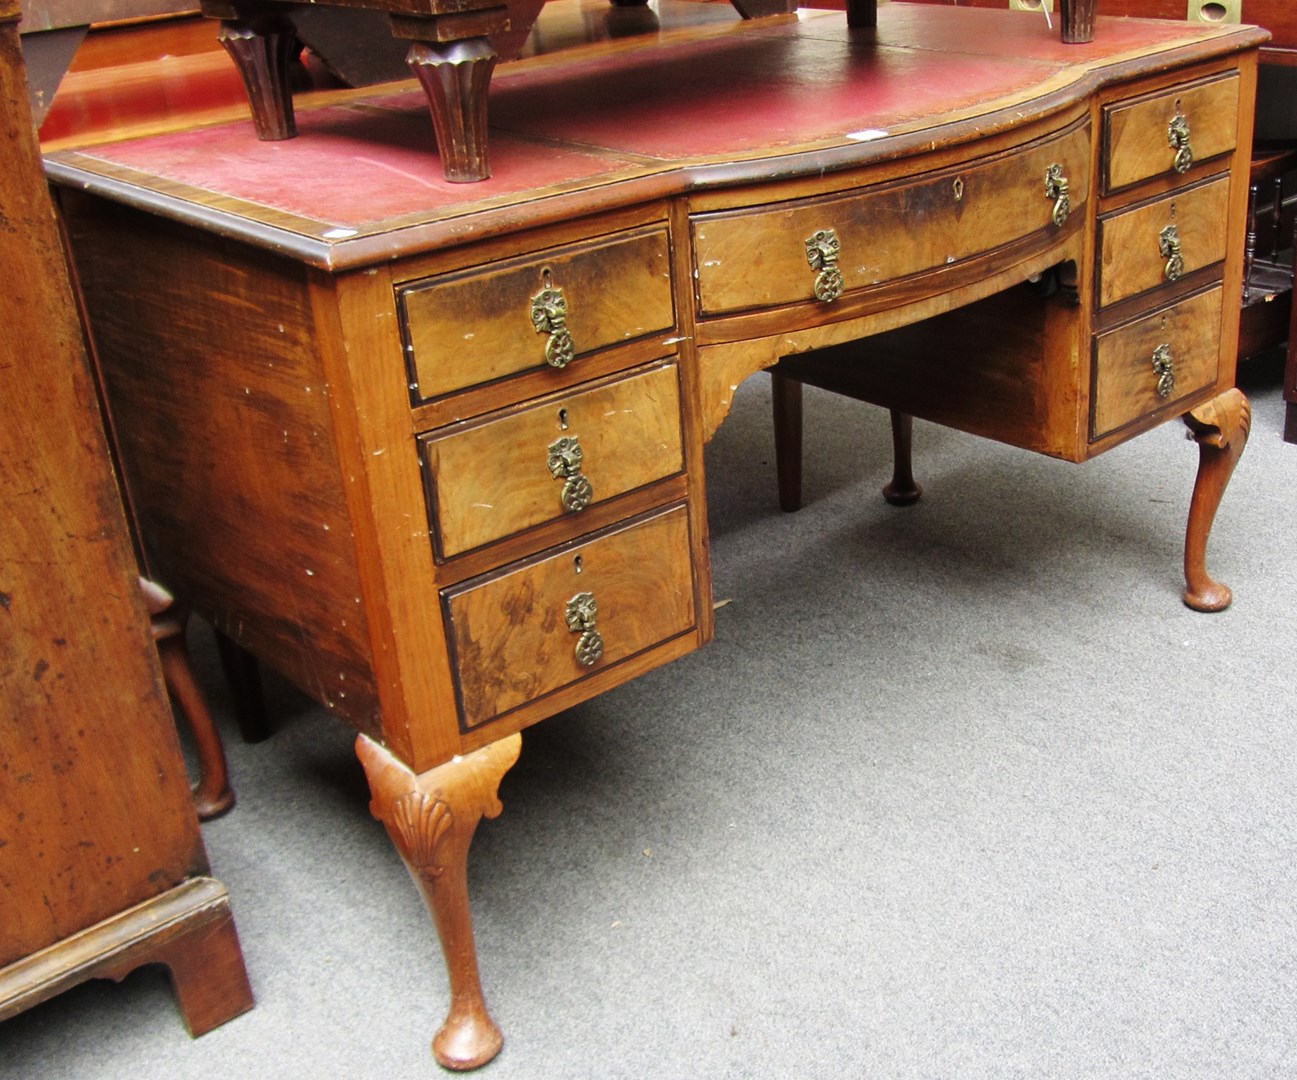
59,194,381,732
1092,285,1224,438
1098,173,1231,306
444,504,696,730
420,362,684,559
1104,73,1240,191
691,120,1090,317
0,21,206,966
399,224,675,401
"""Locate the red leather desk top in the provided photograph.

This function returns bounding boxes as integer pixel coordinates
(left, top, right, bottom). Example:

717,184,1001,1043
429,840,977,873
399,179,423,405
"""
45,3,1257,268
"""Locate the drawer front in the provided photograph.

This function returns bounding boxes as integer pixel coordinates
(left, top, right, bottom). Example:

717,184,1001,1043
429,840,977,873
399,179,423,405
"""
420,363,684,559
1103,74,1239,192
444,505,696,729
691,121,1090,317
1092,286,1223,439
1098,175,1231,308
398,225,675,402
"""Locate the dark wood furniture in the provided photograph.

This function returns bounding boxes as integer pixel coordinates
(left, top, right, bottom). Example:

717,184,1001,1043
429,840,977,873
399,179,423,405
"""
47,5,1263,1067
199,0,891,181
0,0,253,1035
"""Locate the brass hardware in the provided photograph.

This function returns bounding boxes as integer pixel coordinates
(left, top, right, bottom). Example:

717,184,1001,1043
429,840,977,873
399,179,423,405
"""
1044,163,1070,227
565,591,604,666
1159,223,1184,282
1188,0,1239,24
530,270,575,368
1152,343,1175,398
805,228,844,303
547,434,594,512
952,177,965,202
1168,113,1193,174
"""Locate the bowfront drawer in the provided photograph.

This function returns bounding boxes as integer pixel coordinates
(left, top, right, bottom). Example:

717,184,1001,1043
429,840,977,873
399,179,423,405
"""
1092,285,1223,439
691,120,1090,317
1097,175,1231,308
1103,73,1239,192
397,224,675,402
443,504,696,729
419,362,684,559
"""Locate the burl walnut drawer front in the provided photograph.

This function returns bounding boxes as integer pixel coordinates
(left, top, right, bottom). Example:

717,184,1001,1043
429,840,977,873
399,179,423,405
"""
398,225,675,402
1103,73,1239,193
1097,175,1231,308
1092,285,1224,439
443,504,696,729
419,363,684,559
691,122,1090,318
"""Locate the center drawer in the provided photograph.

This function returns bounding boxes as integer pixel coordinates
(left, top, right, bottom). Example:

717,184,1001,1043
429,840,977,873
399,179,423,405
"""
443,504,697,730
419,362,684,559
690,119,1090,318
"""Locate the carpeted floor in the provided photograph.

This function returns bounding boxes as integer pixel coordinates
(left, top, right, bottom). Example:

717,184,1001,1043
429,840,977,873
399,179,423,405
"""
3,351,1295,1080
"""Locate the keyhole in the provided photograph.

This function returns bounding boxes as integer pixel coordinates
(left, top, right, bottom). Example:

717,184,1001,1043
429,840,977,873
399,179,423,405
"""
574,555,584,575
952,177,964,202
558,408,569,430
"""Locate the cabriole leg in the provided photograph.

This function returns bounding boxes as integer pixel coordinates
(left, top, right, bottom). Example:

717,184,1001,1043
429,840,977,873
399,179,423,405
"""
1182,387,1251,612
356,733,522,1071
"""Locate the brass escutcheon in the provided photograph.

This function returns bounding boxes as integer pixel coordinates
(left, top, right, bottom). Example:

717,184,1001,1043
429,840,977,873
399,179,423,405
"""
805,228,844,303
531,270,575,368
1159,223,1184,282
1167,113,1193,174
547,434,593,512
1152,343,1175,398
1044,163,1070,227
565,590,604,666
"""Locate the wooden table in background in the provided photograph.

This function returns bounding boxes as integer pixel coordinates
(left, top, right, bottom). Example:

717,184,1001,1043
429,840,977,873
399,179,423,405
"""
45,3,1264,1068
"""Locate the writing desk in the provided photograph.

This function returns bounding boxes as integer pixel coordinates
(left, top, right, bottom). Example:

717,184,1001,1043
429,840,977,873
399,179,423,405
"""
47,3,1264,1068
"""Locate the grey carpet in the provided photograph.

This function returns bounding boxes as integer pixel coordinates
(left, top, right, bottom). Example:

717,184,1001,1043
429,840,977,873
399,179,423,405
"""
3,351,1295,1079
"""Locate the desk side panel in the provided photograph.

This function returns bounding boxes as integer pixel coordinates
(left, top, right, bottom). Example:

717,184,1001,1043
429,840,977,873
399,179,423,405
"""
60,192,381,734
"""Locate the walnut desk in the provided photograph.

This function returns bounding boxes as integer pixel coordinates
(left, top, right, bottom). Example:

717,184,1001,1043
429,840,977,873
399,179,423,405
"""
47,4,1265,1068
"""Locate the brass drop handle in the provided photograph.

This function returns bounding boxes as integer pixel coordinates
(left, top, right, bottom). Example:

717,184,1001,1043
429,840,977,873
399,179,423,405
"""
530,269,575,368
1159,223,1184,282
805,228,844,302
547,434,593,512
1044,163,1070,227
566,590,604,666
1168,112,1193,174
1152,343,1175,398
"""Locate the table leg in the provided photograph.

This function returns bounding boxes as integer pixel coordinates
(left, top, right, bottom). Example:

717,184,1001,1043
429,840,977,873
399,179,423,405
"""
217,13,299,140
882,409,923,506
404,34,500,183
1181,387,1251,612
356,732,522,1071
846,0,878,29
771,372,803,512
